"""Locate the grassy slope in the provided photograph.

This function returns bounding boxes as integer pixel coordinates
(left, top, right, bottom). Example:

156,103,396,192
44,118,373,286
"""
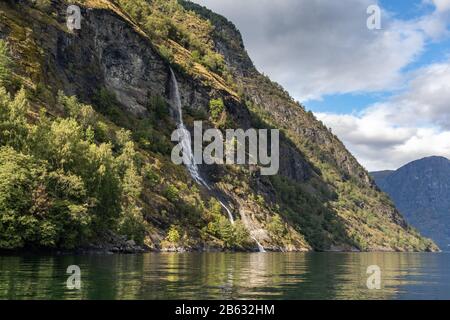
175,0,438,252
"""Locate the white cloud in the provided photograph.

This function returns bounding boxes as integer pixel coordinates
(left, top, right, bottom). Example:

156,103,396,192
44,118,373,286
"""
191,0,450,169
419,0,450,39
192,0,449,101
430,0,450,12
317,61,450,170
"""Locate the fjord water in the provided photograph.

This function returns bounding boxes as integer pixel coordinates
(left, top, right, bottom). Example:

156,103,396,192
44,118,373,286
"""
0,252,449,300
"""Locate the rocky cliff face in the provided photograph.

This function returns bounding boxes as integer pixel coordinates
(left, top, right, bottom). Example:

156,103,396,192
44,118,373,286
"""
372,156,450,250
0,0,438,252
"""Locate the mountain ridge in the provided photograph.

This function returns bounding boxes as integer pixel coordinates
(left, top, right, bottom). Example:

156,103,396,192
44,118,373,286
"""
0,0,437,252
371,156,450,249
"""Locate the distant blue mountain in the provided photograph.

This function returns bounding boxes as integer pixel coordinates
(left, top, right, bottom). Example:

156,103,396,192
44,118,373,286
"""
371,156,450,250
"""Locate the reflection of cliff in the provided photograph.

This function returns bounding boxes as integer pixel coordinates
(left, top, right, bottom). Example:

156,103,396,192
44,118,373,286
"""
0,255,144,300
327,253,421,300
267,252,433,299
0,255,84,299
195,253,308,299
0,253,433,300
117,252,433,299
139,253,302,299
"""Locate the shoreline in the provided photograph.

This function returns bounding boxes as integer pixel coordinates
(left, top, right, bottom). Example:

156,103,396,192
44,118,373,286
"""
0,247,442,256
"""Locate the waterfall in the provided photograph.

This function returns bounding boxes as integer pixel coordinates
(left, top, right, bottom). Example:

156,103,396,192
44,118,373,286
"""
169,68,209,189
169,68,264,252
254,238,266,253
218,200,235,224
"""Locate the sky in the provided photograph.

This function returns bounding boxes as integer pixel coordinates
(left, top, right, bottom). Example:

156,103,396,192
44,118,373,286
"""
191,0,450,171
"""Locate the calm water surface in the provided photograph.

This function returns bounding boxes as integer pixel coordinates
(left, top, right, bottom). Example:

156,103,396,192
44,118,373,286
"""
0,252,449,300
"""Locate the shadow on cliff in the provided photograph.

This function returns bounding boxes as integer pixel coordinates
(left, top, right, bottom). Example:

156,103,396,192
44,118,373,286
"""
230,103,361,251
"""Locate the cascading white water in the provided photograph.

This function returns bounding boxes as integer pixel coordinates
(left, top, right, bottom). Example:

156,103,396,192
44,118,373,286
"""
254,238,266,253
169,68,264,252
169,68,209,188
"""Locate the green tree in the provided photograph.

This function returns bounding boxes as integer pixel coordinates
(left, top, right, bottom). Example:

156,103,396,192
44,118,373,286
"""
164,184,180,202
0,59,146,249
202,52,225,73
0,147,48,248
233,220,250,247
166,225,181,244
159,45,174,63
0,40,11,87
267,214,286,243
209,98,225,124
112,127,145,242
0,88,28,150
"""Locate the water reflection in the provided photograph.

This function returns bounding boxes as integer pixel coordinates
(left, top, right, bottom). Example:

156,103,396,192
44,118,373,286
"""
0,252,448,300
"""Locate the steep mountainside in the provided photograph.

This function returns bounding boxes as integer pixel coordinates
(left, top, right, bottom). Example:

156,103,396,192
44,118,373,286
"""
372,156,450,250
0,0,437,252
